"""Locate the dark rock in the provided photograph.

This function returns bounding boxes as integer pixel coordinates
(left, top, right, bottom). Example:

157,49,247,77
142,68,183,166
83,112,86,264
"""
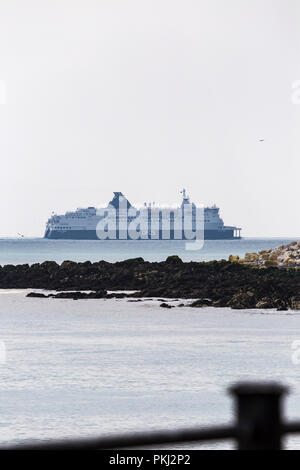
52,291,88,299
229,292,256,310
277,303,288,311
255,298,275,309
40,261,59,271
51,290,108,300
88,290,107,299
60,260,77,270
189,299,212,308
107,292,128,299
290,296,300,310
26,292,48,298
117,258,145,266
160,303,173,309
165,255,183,264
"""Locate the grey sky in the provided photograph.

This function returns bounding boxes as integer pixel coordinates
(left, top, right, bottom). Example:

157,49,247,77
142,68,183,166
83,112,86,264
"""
0,0,299,237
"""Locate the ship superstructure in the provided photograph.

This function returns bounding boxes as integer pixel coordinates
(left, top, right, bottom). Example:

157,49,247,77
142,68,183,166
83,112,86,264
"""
44,191,241,240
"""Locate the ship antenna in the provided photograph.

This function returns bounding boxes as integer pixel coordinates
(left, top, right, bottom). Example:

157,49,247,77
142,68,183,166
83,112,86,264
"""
180,188,190,203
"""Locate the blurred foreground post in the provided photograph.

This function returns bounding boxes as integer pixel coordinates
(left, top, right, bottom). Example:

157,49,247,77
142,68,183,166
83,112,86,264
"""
230,383,287,450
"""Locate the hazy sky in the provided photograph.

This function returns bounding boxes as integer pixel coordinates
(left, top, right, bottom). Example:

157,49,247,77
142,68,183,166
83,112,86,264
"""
0,0,300,237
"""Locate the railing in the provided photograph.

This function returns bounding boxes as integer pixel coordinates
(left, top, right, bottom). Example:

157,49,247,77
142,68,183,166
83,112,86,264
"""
4,382,300,450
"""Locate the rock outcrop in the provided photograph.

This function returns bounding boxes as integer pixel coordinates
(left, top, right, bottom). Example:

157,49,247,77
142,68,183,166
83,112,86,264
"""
2,252,300,310
230,241,300,268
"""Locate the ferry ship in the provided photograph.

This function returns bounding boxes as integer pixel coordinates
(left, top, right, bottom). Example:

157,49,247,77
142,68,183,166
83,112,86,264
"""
44,190,241,240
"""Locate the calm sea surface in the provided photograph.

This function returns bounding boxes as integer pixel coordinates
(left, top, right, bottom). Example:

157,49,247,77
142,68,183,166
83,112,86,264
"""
1,238,300,449
0,237,298,265
1,292,300,449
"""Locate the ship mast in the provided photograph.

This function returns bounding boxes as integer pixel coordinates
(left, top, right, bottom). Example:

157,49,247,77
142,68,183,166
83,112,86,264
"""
180,188,190,203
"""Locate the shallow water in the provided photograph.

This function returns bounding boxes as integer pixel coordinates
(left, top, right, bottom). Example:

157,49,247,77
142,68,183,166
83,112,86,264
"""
1,290,300,449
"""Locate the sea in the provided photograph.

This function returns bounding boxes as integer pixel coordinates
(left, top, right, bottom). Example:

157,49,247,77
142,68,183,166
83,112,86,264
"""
0,236,297,265
1,237,300,449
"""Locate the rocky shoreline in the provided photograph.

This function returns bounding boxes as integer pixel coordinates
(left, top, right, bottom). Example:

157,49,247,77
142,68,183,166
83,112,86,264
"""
231,240,300,268
2,253,300,310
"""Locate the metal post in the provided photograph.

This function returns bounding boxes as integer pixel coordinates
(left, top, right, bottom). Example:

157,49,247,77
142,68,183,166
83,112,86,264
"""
230,382,287,450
